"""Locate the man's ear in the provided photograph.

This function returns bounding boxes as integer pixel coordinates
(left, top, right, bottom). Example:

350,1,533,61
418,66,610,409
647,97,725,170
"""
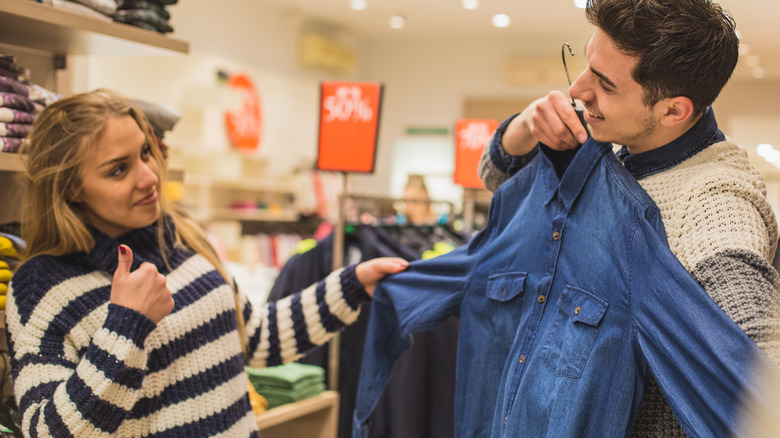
658,96,695,128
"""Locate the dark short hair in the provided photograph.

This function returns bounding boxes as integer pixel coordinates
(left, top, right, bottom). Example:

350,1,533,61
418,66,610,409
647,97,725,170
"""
586,0,739,115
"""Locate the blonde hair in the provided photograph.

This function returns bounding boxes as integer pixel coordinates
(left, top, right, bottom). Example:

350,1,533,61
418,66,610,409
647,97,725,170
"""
19,89,248,356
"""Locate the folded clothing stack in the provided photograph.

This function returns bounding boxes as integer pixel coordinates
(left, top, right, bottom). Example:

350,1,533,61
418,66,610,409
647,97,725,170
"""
0,232,25,310
115,0,177,34
0,55,40,153
245,362,326,409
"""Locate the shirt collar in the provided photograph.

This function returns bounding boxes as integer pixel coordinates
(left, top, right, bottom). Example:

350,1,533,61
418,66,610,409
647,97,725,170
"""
615,107,725,179
539,139,612,210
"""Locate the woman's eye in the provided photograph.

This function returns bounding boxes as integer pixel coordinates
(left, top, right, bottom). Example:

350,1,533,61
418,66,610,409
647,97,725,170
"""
141,144,152,159
110,164,127,177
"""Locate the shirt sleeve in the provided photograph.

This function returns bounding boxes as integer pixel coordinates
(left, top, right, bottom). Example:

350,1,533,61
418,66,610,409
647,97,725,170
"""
630,216,773,438
352,242,476,437
244,264,369,368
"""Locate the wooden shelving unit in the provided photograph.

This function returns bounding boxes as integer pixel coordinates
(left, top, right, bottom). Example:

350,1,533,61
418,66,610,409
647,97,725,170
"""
256,391,339,438
0,153,24,173
180,175,299,224
0,0,188,56
0,5,338,437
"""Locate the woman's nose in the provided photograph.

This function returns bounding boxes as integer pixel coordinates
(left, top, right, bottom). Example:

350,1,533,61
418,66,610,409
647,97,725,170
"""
137,161,159,189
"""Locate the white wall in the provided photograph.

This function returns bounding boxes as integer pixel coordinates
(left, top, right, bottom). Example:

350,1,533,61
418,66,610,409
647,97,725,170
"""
75,0,780,200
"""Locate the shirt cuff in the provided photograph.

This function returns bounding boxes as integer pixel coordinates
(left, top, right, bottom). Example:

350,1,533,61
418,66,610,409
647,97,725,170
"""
490,113,539,176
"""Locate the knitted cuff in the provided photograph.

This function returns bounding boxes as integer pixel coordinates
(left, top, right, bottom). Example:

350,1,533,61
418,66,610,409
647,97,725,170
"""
339,265,371,309
104,303,158,349
490,113,539,176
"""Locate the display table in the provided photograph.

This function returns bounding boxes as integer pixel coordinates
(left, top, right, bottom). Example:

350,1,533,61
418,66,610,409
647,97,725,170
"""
256,390,339,438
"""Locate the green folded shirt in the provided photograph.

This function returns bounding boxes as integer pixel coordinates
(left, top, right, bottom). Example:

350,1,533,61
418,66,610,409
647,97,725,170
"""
245,362,326,408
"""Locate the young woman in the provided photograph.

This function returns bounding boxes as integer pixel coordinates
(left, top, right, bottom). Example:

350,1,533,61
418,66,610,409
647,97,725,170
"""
6,89,409,437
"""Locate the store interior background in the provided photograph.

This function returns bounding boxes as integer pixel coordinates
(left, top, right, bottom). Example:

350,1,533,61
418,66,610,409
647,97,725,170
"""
19,0,780,239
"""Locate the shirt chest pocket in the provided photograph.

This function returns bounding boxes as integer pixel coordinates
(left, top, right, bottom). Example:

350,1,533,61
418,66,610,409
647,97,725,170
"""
485,272,527,346
540,286,608,378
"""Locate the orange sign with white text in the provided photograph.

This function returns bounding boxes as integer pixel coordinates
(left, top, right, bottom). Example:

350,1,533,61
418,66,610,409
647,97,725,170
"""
317,82,383,173
225,72,263,152
454,119,499,189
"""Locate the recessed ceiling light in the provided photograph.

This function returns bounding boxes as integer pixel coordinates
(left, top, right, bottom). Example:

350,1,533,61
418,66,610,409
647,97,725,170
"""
752,66,766,79
462,0,479,10
492,14,510,28
389,15,406,29
350,0,367,11
574,0,588,8
763,148,779,163
757,144,775,158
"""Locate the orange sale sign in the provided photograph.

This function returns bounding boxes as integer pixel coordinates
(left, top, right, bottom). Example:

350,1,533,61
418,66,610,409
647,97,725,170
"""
454,119,499,189
317,82,383,173
225,72,263,152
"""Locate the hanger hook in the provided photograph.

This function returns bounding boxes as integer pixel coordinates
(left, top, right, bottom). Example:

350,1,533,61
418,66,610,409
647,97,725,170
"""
562,42,576,104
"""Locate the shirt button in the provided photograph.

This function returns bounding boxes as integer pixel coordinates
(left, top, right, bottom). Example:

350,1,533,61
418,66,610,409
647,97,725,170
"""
575,306,582,315
537,295,546,303
518,355,525,364
552,231,561,240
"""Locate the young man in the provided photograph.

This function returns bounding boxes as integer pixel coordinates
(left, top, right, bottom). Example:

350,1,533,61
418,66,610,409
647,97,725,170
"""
479,0,780,436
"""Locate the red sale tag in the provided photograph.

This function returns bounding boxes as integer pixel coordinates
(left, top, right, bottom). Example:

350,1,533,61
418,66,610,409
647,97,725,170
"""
316,82,383,173
454,119,499,188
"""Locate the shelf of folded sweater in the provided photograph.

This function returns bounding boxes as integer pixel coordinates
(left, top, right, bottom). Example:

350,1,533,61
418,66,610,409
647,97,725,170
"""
250,362,337,438
0,0,188,56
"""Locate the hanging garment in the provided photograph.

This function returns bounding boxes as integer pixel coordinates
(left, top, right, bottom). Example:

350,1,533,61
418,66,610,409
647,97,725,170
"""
269,226,460,438
353,138,771,438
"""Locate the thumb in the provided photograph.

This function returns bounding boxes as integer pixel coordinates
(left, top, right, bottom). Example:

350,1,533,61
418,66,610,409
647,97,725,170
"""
114,244,134,280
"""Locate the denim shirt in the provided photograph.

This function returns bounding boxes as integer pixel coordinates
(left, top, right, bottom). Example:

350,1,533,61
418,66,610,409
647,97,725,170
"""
353,138,767,438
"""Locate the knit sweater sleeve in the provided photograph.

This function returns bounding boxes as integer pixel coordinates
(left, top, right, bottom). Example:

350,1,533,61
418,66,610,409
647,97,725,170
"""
6,261,157,437
639,142,780,366
479,113,539,192
243,264,369,368
680,181,780,365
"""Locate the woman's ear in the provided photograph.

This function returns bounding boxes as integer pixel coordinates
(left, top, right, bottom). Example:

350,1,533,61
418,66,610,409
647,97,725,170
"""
67,188,82,203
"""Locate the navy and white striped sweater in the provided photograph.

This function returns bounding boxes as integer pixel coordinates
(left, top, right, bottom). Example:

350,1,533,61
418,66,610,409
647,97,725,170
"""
6,223,368,437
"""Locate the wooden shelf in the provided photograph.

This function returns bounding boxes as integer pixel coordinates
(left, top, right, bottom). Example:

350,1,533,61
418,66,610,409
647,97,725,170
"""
195,208,299,223
0,152,24,172
0,0,189,56
256,391,339,438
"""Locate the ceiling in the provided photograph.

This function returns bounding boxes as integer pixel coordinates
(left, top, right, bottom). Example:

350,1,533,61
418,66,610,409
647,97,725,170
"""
264,0,780,178
267,0,780,80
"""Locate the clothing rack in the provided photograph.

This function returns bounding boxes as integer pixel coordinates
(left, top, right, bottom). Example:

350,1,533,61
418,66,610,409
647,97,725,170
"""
328,193,455,391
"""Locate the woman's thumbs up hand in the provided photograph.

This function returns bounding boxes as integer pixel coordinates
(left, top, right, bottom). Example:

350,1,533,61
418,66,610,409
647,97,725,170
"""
111,244,174,324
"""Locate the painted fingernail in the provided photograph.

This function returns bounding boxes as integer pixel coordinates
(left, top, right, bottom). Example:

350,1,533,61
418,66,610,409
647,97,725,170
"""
119,245,127,255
